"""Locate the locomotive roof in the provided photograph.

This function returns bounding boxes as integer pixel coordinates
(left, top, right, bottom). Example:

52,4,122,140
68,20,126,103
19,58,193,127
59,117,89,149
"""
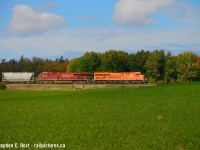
40,72,88,74
94,72,142,74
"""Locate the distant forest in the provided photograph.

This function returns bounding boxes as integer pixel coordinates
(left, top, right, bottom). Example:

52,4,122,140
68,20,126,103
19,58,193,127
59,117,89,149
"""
1,50,200,83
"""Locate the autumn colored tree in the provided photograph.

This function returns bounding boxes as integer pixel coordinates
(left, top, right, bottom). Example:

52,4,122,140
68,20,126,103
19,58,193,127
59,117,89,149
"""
0,59,17,72
43,59,54,72
195,56,200,80
22,58,33,72
52,56,69,72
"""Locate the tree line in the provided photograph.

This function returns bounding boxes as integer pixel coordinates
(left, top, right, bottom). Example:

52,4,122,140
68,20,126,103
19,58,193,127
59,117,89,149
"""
67,50,200,83
1,50,200,83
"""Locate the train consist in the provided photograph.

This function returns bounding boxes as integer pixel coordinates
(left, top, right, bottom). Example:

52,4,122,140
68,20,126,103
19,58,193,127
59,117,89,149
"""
2,72,146,84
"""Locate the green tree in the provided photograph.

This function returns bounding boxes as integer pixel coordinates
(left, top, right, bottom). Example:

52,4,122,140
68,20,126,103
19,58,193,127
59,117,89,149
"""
17,55,25,72
79,52,101,75
164,52,177,83
0,59,7,81
100,50,128,72
67,58,82,72
145,50,165,83
32,57,44,75
128,50,150,73
67,51,101,79
8,59,18,72
176,51,198,82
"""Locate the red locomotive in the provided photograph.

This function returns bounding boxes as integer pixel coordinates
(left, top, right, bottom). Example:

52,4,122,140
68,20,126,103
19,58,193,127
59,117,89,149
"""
38,72,88,83
94,72,146,84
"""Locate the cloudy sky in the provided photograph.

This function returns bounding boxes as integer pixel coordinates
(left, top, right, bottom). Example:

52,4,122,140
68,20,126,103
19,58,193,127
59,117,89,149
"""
0,0,200,60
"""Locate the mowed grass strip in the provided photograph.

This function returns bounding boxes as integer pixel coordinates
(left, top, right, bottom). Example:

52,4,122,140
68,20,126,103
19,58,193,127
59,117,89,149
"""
0,82,200,149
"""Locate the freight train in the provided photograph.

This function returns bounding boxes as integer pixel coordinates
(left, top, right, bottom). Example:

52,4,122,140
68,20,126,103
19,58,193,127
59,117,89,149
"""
2,72,146,84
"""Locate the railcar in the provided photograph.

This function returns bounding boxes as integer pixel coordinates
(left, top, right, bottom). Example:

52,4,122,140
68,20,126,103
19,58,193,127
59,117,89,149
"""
2,72,34,83
94,72,146,84
37,72,88,83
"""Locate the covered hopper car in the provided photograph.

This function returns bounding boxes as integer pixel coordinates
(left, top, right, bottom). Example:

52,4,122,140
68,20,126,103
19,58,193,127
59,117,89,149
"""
94,72,146,84
2,72,34,83
37,72,88,83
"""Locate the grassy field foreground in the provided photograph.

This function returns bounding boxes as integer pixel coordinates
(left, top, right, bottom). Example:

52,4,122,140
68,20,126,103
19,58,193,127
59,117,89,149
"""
0,82,200,149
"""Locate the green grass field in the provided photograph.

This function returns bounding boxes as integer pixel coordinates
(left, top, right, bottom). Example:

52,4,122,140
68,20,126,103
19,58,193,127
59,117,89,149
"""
0,83,200,149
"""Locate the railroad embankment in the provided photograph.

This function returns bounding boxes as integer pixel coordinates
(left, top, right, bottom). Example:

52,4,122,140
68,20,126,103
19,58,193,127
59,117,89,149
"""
5,84,154,90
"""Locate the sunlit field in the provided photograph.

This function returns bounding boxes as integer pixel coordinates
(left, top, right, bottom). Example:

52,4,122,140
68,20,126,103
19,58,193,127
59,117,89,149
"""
0,82,200,149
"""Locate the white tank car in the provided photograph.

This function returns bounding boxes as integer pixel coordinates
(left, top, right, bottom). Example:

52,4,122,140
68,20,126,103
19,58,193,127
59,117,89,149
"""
2,72,34,82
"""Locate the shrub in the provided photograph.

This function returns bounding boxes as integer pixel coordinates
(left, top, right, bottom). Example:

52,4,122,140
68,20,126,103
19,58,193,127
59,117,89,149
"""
0,82,6,90
147,77,156,84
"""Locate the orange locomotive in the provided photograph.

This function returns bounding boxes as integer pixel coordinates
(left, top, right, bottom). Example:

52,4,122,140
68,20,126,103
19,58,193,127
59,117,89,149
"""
94,72,146,84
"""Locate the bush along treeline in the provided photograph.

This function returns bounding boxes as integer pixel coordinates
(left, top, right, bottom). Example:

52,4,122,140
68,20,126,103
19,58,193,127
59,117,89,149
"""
1,50,200,83
0,82,6,90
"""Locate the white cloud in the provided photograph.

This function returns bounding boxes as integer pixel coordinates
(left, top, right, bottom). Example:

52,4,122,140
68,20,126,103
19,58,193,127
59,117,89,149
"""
169,2,200,25
7,4,67,36
0,26,199,59
35,1,56,11
113,0,174,25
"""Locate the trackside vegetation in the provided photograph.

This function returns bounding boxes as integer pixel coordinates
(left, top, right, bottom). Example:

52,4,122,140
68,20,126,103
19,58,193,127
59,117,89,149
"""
0,82,200,149
1,50,200,83
0,82,6,90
